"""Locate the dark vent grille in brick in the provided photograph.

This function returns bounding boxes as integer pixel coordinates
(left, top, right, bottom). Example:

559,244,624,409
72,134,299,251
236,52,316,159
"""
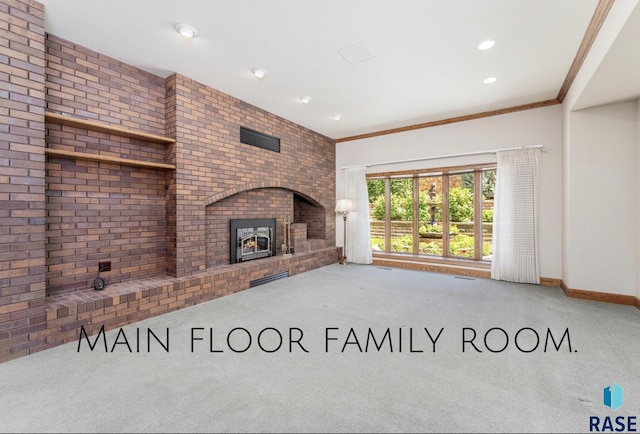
240,127,281,152
250,272,289,288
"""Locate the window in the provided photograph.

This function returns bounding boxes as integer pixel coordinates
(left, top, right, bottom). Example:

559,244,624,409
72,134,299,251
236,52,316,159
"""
367,165,495,262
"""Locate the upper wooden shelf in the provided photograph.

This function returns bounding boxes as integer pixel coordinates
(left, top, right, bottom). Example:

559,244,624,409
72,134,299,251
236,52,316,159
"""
45,112,176,145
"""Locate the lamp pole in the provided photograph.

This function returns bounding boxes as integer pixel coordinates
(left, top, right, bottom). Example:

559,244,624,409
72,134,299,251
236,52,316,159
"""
341,211,348,265
335,198,352,265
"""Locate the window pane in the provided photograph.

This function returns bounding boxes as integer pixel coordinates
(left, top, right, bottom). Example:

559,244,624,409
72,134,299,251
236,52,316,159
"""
367,179,386,252
481,170,496,260
368,167,495,262
448,173,474,258
389,178,413,253
418,176,443,257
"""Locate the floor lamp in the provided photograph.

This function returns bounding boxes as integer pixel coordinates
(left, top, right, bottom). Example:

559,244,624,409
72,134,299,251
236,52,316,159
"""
335,198,352,265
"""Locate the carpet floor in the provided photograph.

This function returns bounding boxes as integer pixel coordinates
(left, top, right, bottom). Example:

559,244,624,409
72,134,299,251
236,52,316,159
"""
0,263,638,433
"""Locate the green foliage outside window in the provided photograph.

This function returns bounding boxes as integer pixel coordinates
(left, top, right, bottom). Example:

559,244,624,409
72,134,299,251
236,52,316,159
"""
367,179,385,203
447,187,473,222
371,234,491,258
368,173,494,260
418,224,459,235
372,190,432,221
449,234,492,258
482,209,493,223
368,180,479,224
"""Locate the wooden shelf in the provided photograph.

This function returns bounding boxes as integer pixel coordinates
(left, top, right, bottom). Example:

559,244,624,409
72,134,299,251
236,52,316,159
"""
45,112,176,145
45,149,176,170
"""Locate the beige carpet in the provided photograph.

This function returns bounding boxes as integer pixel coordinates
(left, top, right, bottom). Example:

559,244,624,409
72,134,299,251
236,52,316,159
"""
0,264,638,433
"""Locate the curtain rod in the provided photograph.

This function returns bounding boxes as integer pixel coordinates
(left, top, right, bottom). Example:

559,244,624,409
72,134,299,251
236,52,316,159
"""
341,144,544,170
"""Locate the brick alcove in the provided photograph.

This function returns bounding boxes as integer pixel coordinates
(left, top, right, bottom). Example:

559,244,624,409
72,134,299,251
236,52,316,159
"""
205,186,328,268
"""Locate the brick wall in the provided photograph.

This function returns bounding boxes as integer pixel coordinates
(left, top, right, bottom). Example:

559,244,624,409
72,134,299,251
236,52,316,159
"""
164,76,177,277
45,158,167,295
0,3,337,362
41,47,336,285
43,35,171,295
172,73,335,278
45,34,166,134
0,0,47,362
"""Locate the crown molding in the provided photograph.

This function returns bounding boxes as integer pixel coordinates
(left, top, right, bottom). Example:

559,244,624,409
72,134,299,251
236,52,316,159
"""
335,0,613,144
335,99,559,143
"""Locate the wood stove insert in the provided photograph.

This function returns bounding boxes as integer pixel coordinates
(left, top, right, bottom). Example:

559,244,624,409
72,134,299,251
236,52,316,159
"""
229,218,277,263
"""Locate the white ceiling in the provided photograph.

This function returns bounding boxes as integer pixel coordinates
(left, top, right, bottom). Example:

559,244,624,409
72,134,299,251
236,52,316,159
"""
39,0,600,139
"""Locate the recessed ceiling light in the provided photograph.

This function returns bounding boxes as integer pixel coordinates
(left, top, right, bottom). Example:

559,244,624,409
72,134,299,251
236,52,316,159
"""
478,40,495,50
331,114,342,121
483,77,497,84
251,68,267,79
175,24,197,38
300,96,312,104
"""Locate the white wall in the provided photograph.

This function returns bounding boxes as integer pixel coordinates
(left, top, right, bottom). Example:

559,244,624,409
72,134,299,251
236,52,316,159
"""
637,98,640,300
562,101,572,282
564,100,637,295
563,0,639,112
561,0,639,298
336,105,563,279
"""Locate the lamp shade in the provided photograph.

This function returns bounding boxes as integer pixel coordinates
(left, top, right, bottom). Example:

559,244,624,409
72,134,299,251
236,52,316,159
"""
335,198,353,213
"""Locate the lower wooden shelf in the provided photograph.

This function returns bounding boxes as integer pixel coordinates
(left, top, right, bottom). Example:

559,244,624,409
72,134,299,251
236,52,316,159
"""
45,148,176,170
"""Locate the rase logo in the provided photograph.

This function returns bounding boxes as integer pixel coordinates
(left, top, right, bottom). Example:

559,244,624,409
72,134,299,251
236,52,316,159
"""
589,383,637,432
604,384,624,411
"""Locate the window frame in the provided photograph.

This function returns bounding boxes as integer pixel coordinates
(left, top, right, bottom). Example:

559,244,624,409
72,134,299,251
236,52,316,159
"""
367,162,496,265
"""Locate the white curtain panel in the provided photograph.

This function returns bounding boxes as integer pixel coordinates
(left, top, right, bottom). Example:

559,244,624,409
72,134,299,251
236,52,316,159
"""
491,148,541,284
345,166,373,264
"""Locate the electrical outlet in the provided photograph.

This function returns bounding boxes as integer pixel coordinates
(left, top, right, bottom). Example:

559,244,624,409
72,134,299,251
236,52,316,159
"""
99,261,111,272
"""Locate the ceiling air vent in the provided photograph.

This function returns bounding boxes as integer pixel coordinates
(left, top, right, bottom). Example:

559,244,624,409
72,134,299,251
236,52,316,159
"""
240,126,280,153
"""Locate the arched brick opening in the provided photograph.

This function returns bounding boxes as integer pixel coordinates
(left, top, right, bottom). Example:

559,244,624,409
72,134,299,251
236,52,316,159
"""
205,184,329,268
203,181,323,207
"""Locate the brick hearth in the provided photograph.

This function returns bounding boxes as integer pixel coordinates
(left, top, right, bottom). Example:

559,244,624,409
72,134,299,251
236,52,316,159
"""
37,247,339,353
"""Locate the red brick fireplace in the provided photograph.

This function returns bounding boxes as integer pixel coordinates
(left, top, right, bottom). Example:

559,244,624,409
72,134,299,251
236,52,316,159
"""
0,0,338,362
206,186,330,268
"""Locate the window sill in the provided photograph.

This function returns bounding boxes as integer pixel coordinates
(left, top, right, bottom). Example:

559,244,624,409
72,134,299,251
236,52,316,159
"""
372,252,490,278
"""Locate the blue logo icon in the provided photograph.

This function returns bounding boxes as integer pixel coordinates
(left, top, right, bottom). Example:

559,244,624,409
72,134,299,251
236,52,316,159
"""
604,383,623,410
